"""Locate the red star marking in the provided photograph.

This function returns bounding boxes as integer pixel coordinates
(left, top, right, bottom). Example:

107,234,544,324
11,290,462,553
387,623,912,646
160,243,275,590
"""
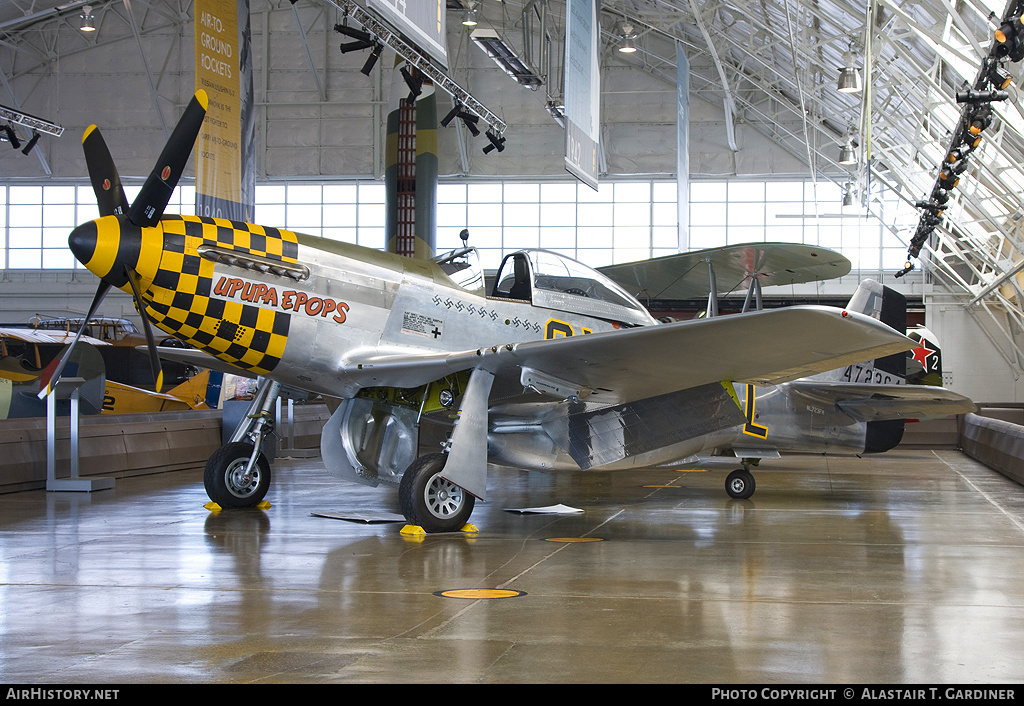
911,339,936,369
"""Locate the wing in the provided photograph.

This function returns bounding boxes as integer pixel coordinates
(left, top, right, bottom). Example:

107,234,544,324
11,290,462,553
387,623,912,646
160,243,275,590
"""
788,380,977,421
343,305,914,405
149,345,255,378
598,242,851,301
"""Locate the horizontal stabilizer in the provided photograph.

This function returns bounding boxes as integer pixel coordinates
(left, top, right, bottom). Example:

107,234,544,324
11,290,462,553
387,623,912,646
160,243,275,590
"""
789,380,976,422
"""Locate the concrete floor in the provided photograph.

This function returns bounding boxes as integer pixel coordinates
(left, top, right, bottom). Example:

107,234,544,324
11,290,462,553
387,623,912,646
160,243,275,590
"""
1,448,1023,684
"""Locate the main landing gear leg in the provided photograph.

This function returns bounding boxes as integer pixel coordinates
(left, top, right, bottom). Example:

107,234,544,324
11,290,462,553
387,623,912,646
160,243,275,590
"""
398,368,493,533
204,378,281,509
725,462,756,500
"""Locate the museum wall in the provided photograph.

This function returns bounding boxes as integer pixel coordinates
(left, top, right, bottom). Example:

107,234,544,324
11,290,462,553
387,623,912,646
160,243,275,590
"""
0,4,817,183
925,296,1024,404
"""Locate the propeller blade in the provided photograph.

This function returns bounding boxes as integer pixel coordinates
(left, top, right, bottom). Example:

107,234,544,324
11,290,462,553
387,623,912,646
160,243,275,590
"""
38,280,111,399
128,90,209,227
125,267,164,393
82,125,129,217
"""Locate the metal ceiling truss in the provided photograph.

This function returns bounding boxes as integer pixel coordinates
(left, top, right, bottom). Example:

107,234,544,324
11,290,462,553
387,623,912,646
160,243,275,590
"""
0,0,192,135
322,0,507,136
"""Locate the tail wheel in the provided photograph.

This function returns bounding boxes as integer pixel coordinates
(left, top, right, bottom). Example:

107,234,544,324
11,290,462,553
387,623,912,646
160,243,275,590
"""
725,468,755,499
399,453,475,533
204,442,271,508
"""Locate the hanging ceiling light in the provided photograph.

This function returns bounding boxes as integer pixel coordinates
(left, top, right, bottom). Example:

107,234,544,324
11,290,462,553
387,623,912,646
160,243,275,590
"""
461,7,478,27
994,15,1024,61
618,23,637,53
839,139,857,165
80,5,96,32
987,61,1013,90
837,50,862,93
842,183,856,207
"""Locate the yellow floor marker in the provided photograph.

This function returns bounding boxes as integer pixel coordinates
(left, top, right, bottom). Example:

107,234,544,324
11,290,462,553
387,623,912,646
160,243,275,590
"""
435,589,525,599
400,523,479,536
204,501,271,512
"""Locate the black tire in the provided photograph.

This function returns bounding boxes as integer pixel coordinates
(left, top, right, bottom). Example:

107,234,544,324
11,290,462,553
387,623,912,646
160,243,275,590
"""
204,442,271,509
725,468,755,500
399,453,475,533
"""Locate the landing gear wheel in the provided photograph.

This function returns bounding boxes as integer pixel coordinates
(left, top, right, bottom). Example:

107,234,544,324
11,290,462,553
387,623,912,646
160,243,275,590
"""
725,468,755,500
399,453,475,533
204,442,271,509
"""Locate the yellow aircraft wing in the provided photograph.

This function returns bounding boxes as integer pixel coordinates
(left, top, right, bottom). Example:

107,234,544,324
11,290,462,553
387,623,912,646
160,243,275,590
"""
102,370,211,414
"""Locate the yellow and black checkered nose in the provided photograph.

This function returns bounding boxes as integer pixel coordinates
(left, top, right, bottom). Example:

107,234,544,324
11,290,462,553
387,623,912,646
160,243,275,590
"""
69,215,162,289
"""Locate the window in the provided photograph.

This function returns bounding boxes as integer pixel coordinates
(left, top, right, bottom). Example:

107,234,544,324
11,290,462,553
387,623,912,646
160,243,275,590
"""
0,178,901,276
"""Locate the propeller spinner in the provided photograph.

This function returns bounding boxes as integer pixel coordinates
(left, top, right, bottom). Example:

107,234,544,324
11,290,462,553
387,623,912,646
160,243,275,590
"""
42,90,209,398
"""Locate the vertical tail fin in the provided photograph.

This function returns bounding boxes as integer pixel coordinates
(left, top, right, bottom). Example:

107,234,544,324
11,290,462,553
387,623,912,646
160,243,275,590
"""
906,326,944,386
844,279,908,453
830,279,907,384
164,368,213,409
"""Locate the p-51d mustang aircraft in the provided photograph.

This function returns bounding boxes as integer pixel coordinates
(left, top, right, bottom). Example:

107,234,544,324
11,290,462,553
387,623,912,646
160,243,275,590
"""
54,90,968,531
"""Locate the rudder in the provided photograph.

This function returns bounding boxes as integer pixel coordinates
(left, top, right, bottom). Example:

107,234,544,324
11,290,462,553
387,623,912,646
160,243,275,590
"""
845,279,908,452
837,279,907,384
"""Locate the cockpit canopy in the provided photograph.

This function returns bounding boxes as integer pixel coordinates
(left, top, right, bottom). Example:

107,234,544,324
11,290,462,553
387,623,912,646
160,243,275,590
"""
434,247,486,296
492,250,656,327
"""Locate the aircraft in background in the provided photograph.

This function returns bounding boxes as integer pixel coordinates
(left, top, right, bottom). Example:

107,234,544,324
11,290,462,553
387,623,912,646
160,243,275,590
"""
682,280,973,498
102,369,214,414
52,90,970,532
0,328,212,418
0,330,107,419
598,240,854,310
29,316,197,388
596,251,975,497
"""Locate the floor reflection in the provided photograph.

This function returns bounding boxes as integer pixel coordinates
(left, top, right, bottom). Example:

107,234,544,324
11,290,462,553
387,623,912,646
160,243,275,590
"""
0,449,1021,682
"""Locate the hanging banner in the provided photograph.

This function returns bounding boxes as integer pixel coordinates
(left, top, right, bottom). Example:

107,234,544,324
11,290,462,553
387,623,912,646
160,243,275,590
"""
677,43,690,251
194,0,255,222
368,0,447,68
564,0,600,191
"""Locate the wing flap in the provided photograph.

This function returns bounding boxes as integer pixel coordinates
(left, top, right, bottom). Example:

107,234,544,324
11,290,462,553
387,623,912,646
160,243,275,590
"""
541,382,745,470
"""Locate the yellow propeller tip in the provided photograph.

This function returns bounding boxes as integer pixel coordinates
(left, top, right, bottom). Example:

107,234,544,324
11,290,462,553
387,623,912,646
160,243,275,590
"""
82,125,98,143
155,371,164,393
195,89,209,110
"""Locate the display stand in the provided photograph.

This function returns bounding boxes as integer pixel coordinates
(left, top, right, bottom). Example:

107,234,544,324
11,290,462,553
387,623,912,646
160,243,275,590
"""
276,397,318,458
46,377,114,492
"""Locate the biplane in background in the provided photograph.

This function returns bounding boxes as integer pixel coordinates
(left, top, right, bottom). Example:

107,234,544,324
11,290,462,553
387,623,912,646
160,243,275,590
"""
0,327,211,418
29,315,197,388
598,247,974,498
51,90,972,532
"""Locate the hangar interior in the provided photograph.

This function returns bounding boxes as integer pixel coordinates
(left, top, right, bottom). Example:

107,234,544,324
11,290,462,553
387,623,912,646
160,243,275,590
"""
2,0,1024,685
7,0,1024,402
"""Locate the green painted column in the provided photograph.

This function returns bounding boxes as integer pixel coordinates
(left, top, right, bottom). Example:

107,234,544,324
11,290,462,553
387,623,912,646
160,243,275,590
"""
384,60,437,259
